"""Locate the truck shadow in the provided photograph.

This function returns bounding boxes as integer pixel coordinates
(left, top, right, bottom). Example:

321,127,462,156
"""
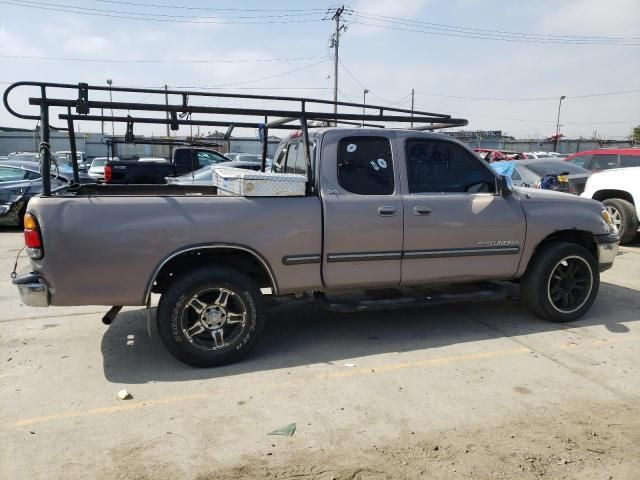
101,280,640,384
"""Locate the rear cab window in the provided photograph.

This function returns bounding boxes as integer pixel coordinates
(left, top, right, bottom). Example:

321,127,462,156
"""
337,137,394,195
589,154,619,171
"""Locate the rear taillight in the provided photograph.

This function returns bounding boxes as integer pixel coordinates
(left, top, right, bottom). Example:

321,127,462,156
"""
23,213,43,259
104,164,112,183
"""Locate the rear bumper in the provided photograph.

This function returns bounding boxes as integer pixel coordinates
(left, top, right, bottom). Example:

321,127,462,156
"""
595,232,620,272
13,272,49,307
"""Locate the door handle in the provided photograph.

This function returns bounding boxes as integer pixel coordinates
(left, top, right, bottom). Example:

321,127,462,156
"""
377,206,397,216
414,206,433,216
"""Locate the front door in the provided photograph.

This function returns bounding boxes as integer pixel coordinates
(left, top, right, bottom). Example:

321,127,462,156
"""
400,138,526,285
321,132,404,289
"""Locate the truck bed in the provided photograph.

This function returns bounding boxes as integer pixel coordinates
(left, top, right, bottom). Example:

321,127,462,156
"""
65,183,219,196
25,191,323,305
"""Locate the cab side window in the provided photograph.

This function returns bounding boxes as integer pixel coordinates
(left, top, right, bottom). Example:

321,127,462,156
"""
569,154,591,168
405,140,495,194
196,150,227,166
337,137,394,195
589,154,619,171
620,155,640,167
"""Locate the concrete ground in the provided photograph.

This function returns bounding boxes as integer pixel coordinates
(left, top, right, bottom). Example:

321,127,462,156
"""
0,229,639,479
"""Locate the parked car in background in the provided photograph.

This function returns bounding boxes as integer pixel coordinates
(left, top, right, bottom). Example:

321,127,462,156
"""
473,148,526,162
165,161,270,185
565,148,640,172
105,148,231,184
581,166,640,244
522,151,567,160
54,151,91,171
87,157,117,181
7,152,41,163
490,159,592,194
0,161,67,226
225,152,256,162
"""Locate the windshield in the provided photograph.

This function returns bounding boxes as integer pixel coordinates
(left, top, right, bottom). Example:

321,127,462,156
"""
92,159,107,167
525,161,590,176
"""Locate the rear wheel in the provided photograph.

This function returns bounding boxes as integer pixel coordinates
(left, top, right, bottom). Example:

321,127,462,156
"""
521,242,599,322
157,267,264,367
603,198,638,244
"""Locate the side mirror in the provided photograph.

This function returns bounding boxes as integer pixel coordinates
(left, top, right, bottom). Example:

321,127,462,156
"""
497,175,513,196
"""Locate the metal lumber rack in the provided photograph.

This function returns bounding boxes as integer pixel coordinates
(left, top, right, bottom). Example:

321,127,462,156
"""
101,136,224,162
3,81,468,195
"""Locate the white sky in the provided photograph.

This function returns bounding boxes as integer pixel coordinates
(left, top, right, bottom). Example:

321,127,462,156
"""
0,0,638,139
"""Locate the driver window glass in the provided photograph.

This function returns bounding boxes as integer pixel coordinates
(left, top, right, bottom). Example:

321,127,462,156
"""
406,140,495,193
338,137,394,195
0,167,25,182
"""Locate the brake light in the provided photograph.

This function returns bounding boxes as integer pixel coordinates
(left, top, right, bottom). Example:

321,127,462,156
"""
23,213,43,259
104,164,112,183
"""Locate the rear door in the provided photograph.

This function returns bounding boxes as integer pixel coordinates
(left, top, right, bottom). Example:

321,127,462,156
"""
320,131,403,289
399,136,526,285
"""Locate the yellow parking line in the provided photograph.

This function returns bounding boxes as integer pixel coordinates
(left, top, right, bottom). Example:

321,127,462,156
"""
11,393,210,427
3,334,636,429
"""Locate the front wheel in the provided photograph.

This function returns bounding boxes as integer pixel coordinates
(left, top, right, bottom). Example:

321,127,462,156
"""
602,198,638,244
157,267,264,367
521,242,599,322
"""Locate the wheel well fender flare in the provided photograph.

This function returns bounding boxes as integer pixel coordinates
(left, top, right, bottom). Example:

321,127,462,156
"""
143,243,279,303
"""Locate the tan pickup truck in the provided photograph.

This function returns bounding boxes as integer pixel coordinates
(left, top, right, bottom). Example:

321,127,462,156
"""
14,129,620,367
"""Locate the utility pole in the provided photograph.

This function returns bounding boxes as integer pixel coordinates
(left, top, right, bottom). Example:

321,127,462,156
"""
106,79,114,137
164,85,170,137
410,88,415,128
331,6,345,126
362,89,369,127
554,95,566,152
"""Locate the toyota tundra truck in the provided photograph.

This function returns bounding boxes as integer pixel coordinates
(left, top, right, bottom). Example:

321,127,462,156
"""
13,129,620,367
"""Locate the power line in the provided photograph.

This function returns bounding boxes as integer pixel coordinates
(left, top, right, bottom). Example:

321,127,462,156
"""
0,54,330,64
93,0,330,13
415,89,640,101
1,0,330,23
348,8,640,42
346,19,640,46
174,58,330,89
338,60,405,106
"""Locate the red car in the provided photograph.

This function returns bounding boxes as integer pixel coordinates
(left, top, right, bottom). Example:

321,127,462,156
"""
565,148,640,171
473,148,526,162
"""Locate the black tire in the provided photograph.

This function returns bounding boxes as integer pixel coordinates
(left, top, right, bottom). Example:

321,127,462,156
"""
521,242,599,322
157,267,264,367
602,198,638,244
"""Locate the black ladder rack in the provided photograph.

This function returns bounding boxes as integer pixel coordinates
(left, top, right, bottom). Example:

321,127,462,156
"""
3,81,468,195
